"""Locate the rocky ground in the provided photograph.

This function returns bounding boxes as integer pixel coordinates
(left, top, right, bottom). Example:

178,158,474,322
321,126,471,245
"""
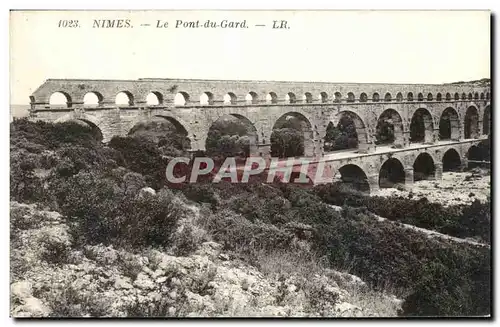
10,201,401,318
373,169,490,207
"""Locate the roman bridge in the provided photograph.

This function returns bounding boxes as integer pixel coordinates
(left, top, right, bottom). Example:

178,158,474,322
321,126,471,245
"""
29,78,491,192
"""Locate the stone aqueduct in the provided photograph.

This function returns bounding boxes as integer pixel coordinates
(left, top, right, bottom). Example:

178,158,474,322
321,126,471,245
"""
29,78,491,192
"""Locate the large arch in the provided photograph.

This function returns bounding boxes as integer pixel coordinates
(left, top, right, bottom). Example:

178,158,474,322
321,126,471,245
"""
464,106,480,139
115,91,134,106
271,112,314,157
379,158,405,188
483,105,491,135
442,148,462,172
466,145,482,169
413,153,435,181
54,113,103,142
410,108,434,143
375,109,404,146
146,92,163,106
336,164,370,193
438,107,460,140
325,111,369,152
205,114,258,159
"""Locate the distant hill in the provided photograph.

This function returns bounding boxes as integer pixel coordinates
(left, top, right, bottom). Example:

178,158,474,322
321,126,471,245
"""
447,78,491,87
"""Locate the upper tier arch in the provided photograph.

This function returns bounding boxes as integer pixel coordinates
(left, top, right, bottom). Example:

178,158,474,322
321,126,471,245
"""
31,78,490,108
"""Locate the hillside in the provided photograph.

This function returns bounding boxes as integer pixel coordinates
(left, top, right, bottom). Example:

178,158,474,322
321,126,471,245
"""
9,119,491,317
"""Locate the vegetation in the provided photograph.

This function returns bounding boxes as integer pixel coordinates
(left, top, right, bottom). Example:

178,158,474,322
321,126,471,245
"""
10,118,491,317
314,183,491,243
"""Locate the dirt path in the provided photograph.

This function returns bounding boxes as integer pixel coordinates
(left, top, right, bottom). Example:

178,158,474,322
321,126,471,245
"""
328,205,489,248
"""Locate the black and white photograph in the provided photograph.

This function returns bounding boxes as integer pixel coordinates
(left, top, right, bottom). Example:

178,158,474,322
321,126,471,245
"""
9,9,491,318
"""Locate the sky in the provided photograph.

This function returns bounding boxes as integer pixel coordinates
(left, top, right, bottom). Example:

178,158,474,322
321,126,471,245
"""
10,10,490,104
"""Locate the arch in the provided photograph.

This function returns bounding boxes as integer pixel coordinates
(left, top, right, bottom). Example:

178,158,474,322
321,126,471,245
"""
337,164,370,193
49,91,72,108
319,92,328,103
384,92,392,102
303,92,313,104
427,93,433,101
486,92,490,100
413,153,435,181
468,93,473,101
483,105,491,135
372,93,380,102
359,93,368,102
347,92,355,103
439,107,460,140
379,158,405,188
407,92,414,101
474,92,479,100
442,148,462,172
334,92,342,103
375,109,404,145
480,92,485,100
115,91,134,106
83,92,103,106
436,93,442,101
417,93,424,101
205,114,258,158
285,92,297,104
174,92,190,106
467,145,483,169
246,92,259,104
396,92,403,102
271,112,314,157
464,106,479,139
224,92,237,105
200,92,215,105
410,108,434,143
461,93,467,100
445,93,451,101
146,92,163,106
454,93,460,100
54,113,103,141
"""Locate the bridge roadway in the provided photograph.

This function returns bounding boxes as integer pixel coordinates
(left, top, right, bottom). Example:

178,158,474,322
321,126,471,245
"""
252,137,487,193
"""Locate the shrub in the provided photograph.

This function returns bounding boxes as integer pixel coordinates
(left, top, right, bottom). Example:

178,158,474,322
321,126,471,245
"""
314,183,491,243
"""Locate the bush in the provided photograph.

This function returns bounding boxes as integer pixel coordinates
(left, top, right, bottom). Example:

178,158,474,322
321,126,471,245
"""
52,170,186,249
108,136,166,189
